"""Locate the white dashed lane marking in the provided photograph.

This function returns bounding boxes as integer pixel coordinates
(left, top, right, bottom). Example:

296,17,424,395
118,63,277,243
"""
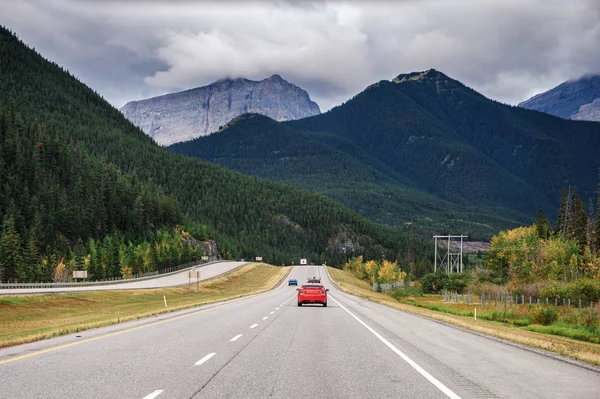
230,334,243,342
195,353,216,366
142,390,163,399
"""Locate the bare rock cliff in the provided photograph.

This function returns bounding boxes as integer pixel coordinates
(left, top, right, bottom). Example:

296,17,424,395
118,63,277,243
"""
120,74,320,146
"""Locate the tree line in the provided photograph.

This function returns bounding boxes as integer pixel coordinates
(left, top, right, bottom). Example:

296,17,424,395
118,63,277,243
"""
0,104,206,282
486,176,600,284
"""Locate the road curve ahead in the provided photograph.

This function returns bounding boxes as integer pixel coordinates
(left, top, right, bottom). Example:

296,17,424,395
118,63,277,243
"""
0,261,246,295
0,265,598,398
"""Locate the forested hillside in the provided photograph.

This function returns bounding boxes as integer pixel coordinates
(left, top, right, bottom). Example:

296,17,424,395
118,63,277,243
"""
0,26,427,273
290,70,600,214
170,114,528,239
171,69,600,239
0,104,207,282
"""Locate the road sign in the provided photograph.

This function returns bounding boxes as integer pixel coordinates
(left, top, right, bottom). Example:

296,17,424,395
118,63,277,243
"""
188,271,200,279
188,270,201,292
201,255,209,261
255,256,263,262
300,259,307,265
73,271,87,279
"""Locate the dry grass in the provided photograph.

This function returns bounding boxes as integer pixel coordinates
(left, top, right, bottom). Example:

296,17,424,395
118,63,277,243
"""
328,267,600,367
0,263,289,348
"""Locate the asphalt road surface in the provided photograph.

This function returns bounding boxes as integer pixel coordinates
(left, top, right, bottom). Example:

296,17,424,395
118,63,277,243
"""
0,265,598,398
0,261,246,295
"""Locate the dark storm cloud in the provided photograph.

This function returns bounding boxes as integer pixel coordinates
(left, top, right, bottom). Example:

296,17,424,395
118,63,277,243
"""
1,0,598,110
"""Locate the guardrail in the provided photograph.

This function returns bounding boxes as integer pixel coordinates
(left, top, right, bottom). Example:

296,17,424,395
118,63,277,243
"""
0,259,223,289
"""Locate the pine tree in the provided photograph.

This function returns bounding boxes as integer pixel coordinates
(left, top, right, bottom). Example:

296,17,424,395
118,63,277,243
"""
73,239,86,271
22,233,40,282
0,216,24,282
557,186,569,236
595,172,600,255
536,208,549,239
586,200,595,251
568,186,587,247
87,238,100,280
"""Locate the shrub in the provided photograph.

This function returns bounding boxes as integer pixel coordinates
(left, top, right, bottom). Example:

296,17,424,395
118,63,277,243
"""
579,312,599,332
445,273,471,293
539,279,600,302
421,271,471,294
391,285,423,300
569,279,600,302
529,305,558,326
421,271,449,294
470,282,507,297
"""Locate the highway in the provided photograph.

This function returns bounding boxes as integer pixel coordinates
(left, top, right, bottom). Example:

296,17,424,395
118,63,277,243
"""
0,261,246,295
0,265,598,398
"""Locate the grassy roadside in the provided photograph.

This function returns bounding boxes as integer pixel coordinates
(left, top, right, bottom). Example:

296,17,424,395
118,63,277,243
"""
0,263,289,348
327,267,600,367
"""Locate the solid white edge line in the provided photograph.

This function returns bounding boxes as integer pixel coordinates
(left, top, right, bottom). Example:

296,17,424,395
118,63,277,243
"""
262,316,268,320
329,296,462,399
195,352,216,366
250,323,258,329
230,334,243,342
142,390,164,399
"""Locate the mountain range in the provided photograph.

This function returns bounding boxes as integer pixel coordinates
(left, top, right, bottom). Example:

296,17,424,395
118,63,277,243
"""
169,69,600,239
519,74,600,122
120,74,320,146
0,25,424,267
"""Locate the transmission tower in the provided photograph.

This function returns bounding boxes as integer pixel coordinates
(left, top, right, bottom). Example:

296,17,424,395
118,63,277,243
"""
434,235,467,273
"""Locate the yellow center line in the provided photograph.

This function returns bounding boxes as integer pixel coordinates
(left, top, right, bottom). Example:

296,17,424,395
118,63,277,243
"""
0,295,254,366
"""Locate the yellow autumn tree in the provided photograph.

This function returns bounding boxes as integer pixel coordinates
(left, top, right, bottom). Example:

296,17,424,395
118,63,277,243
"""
488,225,539,280
364,260,378,283
54,258,69,282
120,265,133,279
378,260,399,283
344,256,363,274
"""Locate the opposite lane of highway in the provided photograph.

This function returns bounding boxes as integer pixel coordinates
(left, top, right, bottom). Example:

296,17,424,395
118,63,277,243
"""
0,261,247,295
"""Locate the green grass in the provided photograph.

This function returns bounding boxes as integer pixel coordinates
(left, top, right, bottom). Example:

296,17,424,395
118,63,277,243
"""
396,297,599,343
527,322,600,345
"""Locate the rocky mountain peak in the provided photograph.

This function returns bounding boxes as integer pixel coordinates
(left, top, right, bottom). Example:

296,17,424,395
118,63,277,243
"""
120,75,320,146
519,74,600,121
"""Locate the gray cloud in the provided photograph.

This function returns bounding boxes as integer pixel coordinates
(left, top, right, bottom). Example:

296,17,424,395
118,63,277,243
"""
1,0,599,110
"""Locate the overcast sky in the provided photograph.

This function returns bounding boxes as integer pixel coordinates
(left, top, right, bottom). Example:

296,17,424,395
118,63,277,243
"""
2,0,599,111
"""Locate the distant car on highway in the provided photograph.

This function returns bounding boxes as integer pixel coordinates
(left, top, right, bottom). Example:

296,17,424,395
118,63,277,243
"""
306,277,321,284
288,278,298,286
297,284,328,307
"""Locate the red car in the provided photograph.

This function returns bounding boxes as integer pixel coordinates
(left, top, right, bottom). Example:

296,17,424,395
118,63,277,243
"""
297,284,329,307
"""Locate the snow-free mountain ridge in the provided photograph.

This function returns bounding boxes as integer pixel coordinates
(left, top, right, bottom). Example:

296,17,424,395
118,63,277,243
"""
519,74,600,122
120,74,320,146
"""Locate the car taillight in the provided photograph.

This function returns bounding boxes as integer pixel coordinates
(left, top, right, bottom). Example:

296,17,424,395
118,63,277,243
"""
320,290,325,294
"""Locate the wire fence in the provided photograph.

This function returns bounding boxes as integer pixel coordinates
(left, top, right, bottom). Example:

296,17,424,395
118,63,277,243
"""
373,281,414,292
441,290,599,314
